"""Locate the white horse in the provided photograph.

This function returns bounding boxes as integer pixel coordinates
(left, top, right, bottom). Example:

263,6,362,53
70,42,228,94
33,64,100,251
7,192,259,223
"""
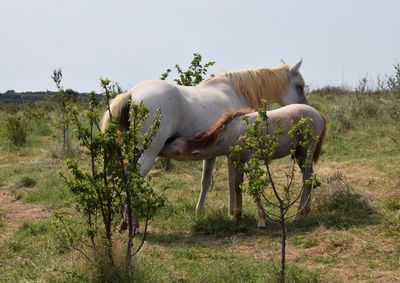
160,104,326,228
101,60,308,216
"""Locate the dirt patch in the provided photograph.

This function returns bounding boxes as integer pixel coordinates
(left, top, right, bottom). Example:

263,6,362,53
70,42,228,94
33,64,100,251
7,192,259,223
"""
0,189,52,243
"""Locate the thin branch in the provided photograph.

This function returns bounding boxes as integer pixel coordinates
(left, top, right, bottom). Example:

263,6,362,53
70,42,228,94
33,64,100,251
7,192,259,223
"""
257,198,281,221
260,191,280,208
58,216,93,262
283,159,297,202
284,186,313,220
135,216,149,255
264,160,282,203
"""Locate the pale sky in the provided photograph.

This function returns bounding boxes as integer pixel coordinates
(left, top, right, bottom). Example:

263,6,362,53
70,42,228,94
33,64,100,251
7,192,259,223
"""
1,0,399,93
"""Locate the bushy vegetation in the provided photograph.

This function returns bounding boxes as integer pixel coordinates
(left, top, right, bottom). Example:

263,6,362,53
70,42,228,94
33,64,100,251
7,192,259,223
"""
5,115,28,147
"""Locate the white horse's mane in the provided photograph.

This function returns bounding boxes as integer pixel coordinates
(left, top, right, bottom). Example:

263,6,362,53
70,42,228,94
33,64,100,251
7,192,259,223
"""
201,65,304,108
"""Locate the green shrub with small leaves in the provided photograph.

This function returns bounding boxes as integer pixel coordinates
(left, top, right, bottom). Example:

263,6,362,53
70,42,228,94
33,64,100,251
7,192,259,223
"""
5,115,28,147
160,53,215,86
230,102,319,283
56,78,165,281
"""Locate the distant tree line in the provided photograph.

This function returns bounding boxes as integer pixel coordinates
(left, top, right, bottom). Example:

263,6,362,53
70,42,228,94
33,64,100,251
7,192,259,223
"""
0,89,102,104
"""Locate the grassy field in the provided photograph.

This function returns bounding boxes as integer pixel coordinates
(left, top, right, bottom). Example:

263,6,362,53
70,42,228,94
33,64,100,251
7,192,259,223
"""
0,89,399,282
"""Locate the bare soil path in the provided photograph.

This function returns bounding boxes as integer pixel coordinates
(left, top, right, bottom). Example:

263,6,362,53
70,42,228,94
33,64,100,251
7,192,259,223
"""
0,189,52,244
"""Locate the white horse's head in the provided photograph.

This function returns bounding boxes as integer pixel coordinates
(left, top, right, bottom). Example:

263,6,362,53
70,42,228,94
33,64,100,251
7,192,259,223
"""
280,59,309,105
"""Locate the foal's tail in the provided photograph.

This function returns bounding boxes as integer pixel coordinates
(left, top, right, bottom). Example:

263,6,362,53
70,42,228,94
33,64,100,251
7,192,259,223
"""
101,92,131,132
313,113,327,164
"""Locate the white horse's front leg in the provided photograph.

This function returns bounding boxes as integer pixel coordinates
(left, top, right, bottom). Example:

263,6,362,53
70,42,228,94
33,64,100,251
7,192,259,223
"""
196,158,216,214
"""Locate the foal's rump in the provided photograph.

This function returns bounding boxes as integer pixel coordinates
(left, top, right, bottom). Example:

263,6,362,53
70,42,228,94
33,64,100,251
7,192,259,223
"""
264,104,326,161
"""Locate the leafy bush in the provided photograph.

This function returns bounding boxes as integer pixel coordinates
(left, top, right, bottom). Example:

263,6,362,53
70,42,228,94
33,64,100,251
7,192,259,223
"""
5,115,28,147
160,53,215,86
56,79,165,281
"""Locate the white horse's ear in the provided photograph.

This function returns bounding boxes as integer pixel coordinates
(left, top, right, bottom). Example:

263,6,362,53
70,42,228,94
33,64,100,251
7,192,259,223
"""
278,58,286,65
290,59,303,74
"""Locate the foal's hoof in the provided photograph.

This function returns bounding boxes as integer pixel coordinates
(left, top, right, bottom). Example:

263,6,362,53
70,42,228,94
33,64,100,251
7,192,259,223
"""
294,213,308,225
134,227,141,236
257,224,267,230
257,221,267,230
120,221,128,232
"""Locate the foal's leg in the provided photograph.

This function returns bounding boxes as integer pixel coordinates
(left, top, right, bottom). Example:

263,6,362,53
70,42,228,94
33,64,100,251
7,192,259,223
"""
295,160,314,221
228,158,243,221
227,158,237,216
196,158,216,214
257,201,267,229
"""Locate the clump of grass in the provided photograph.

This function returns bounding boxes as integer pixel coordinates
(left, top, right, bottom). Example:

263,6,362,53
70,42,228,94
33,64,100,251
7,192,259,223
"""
311,171,376,228
384,198,400,211
17,176,37,188
11,189,26,201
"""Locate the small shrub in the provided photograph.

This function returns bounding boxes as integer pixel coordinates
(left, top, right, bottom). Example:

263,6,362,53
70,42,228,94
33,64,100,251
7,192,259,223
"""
20,222,50,237
5,115,28,147
318,172,372,213
17,176,37,188
312,171,375,227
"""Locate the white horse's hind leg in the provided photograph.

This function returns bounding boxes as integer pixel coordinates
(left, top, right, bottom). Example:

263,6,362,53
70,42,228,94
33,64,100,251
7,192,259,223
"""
196,158,216,214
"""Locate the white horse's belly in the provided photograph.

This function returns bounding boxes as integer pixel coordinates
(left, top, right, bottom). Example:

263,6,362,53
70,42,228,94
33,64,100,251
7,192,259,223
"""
177,87,248,136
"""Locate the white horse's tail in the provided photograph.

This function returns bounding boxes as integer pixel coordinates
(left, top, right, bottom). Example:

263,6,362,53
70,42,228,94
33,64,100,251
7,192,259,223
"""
101,92,131,133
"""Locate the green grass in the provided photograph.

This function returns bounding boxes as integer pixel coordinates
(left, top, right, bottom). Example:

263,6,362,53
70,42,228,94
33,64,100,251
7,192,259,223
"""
17,176,37,188
25,174,71,208
0,90,399,282
0,214,4,229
